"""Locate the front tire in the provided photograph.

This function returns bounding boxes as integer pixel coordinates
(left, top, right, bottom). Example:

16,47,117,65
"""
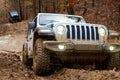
95,53,120,70
95,57,108,70
33,39,50,75
107,53,120,70
22,45,32,68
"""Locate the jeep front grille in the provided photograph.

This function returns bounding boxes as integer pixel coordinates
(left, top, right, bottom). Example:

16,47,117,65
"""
66,25,99,40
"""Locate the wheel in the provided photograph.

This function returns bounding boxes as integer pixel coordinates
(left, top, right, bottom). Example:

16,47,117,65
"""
95,53,120,70
33,39,50,75
107,53,120,70
95,57,108,70
22,45,32,68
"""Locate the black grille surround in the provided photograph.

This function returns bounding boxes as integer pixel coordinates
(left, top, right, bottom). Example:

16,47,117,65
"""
66,24,99,41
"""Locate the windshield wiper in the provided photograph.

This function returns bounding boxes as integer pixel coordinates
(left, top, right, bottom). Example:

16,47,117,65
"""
40,24,46,25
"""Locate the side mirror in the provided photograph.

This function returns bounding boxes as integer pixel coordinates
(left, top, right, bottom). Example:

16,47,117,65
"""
28,22,35,29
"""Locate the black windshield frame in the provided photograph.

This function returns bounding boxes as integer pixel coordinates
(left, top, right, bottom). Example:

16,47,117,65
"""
39,15,84,25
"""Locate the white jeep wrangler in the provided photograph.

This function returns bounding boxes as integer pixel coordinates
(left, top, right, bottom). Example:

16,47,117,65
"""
22,13,120,75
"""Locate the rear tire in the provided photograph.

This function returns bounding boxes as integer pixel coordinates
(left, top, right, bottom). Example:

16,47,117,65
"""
33,39,50,75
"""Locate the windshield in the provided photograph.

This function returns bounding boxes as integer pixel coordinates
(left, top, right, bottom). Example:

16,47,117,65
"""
10,11,19,17
39,15,84,25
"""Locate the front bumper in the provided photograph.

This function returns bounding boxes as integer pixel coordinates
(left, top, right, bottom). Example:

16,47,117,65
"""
103,43,120,53
43,41,120,53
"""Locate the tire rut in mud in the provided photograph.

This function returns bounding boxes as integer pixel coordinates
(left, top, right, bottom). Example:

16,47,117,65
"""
0,52,35,80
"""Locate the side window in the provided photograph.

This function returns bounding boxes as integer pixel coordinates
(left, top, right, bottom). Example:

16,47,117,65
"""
33,17,37,28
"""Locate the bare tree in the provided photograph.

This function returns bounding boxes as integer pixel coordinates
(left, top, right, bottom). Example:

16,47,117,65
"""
32,0,37,17
65,0,75,15
118,3,120,23
92,0,95,7
38,0,41,12
18,0,24,20
83,0,88,15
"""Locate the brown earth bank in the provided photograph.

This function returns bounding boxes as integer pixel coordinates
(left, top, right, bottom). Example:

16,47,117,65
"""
0,21,120,80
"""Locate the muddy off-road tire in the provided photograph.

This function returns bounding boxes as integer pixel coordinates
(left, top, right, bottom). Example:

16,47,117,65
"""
22,46,33,68
33,39,50,75
107,53,120,70
95,53,120,70
95,58,108,70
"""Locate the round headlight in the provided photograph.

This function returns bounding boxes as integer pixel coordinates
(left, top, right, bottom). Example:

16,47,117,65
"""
99,27,106,36
56,25,66,35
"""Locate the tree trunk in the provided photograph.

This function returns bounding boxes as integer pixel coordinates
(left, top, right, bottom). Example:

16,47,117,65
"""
92,0,95,7
66,0,74,15
38,0,41,13
33,0,37,17
118,4,120,23
19,0,23,20
67,7,74,15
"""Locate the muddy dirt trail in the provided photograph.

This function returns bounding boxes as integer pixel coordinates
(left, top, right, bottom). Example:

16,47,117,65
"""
0,21,120,80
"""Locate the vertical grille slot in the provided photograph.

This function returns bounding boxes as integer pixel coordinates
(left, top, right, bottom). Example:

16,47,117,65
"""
81,26,85,40
95,27,99,40
66,25,70,39
71,25,75,39
76,25,80,40
86,26,90,40
91,26,95,40
66,25,99,41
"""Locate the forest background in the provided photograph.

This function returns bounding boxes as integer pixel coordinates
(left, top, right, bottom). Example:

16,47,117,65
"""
0,0,120,31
